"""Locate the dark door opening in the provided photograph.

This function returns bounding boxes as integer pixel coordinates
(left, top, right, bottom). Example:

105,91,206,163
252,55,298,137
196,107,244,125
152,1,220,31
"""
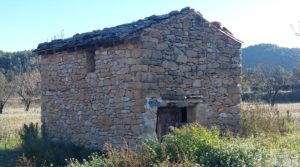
156,107,187,139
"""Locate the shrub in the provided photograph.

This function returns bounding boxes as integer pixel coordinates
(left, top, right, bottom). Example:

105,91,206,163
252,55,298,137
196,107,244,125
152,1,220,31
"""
68,144,154,167
68,124,260,166
18,123,93,167
159,124,258,166
17,121,300,166
16,154,36,167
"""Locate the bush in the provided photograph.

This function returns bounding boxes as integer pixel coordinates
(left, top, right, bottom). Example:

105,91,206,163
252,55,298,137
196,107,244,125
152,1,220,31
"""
159,124,258,166
68,143,159,167
67,124,259,166
18,121,300,166
18,123,93,167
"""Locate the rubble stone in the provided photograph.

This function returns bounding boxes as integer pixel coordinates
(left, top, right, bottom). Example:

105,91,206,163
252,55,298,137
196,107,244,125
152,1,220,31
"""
38,7,242,149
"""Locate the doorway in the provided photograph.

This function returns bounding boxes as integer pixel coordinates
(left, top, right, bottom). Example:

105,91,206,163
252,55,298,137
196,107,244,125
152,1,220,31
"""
156,107,187,138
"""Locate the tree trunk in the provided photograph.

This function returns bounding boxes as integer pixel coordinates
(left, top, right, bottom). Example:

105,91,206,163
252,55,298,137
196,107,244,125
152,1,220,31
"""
0,103,4,114
25,101,31,111
270,89,280,107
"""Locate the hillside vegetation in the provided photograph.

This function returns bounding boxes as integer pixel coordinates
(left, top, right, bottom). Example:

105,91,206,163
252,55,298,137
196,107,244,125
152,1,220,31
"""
242,44,300,70
0,50,39,80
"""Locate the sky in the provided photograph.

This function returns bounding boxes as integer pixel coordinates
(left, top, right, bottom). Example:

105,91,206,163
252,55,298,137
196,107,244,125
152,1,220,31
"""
1,0,300,52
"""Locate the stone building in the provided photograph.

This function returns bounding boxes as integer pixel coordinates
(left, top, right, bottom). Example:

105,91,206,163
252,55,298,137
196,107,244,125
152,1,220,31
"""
36,7,242,149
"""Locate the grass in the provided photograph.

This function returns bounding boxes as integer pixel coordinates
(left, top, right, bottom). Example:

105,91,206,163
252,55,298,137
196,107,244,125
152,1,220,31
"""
240,102,297,136
67,125,300,167
66,103,300,166
0,105,40,167
2,102,300,166
0,138,20,167
0,104,40,138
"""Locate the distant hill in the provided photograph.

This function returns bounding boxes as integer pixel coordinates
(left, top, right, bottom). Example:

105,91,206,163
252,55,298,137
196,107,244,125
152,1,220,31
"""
242,44,300,71
0,50,39,79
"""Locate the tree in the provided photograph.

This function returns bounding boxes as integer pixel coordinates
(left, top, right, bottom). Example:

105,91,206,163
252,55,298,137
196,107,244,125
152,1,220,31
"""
0,72,13,114
0,50,40,80
242,65,292,106
241,69,262,101
267,66,291,106
15,70,41,111
292,61,300,84
256,65,291,106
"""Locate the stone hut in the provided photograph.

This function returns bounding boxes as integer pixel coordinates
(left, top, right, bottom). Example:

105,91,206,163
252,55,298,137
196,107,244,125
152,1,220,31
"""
36,7,242,149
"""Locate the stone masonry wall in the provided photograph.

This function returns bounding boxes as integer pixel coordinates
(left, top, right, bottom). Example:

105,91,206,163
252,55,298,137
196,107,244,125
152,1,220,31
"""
41,43,149,149
135,10,241,136
40,9,241,149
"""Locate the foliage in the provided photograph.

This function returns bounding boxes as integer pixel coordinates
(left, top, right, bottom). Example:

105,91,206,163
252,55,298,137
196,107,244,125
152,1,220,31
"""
67,143,161,167
67,123,300,167
18,123,93,167
66,111,300,167
0,50,39,80
0,110,40,140
16,154,36,167
293,61,300,84
264,66,292,106
1,119,298,167
160,124,258,166
241,44,300,104
242,65,292,105
0,50,40,112
0,137,21,167
242,43,300,71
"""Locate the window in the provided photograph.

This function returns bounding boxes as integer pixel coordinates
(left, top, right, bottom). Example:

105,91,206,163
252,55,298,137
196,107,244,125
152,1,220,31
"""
86,52,95,73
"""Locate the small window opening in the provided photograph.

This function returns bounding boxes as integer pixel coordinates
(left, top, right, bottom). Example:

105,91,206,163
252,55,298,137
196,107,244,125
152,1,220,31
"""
86,52,95,73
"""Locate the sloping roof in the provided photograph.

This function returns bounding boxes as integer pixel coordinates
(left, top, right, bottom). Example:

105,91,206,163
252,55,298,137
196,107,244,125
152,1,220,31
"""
35,7,241,55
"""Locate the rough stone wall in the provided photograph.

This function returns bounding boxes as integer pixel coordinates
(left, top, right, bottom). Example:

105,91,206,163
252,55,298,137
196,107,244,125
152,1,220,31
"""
41,43,149,148
41,9,241,149
135,10,242,135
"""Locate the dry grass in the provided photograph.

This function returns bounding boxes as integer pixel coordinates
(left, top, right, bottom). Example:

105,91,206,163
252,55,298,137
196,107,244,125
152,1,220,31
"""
275,103,300,112
0,102,41,167
275,103,300,122
242,102,300,118
242,102,300,112
240,102,300,136
0,105,41,138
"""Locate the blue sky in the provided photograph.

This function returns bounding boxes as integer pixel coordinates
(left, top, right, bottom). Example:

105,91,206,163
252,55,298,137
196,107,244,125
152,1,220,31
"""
1,0,300,51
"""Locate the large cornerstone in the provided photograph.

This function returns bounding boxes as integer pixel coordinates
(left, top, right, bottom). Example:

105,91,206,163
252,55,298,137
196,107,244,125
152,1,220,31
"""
36,7,242,149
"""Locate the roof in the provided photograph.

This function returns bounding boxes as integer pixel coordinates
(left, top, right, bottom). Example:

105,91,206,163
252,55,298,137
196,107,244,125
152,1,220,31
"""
35,7,241,55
